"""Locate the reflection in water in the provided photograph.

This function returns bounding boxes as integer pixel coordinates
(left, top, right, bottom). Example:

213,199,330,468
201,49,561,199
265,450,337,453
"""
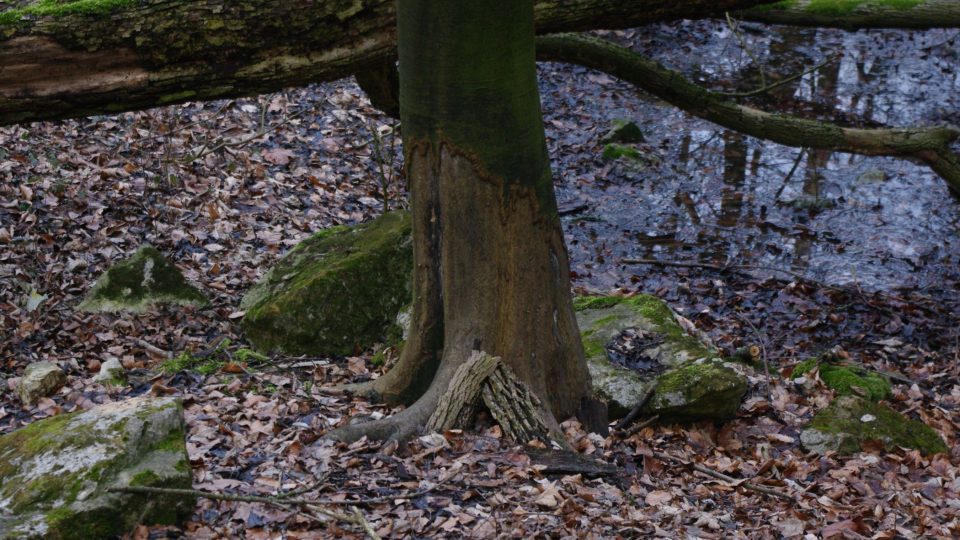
541,21,960,293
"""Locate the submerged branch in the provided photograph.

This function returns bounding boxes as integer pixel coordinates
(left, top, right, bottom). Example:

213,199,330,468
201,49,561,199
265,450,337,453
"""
535,33,960,194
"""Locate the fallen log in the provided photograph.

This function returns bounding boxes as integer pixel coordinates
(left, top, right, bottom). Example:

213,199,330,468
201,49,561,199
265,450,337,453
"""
0,0,773,126
742,0,960,30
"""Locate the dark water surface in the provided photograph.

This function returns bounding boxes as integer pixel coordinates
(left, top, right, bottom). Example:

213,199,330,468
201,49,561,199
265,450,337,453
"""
540,21,960,295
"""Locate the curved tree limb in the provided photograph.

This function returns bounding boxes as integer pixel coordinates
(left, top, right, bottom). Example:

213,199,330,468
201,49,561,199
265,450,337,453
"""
0,0,774,127
742,0,960,30
535,33,960,194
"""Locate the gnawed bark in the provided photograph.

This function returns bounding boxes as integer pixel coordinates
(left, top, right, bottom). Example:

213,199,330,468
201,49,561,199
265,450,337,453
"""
535,33,960,194
329,0,597,444
427,351,565,446
0,0,774,126
742,0,960,30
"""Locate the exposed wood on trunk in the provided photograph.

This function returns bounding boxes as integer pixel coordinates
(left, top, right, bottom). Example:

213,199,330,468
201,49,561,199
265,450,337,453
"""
535,33,960,194
0,0,775,126
427,351,565,446
742,0,960,30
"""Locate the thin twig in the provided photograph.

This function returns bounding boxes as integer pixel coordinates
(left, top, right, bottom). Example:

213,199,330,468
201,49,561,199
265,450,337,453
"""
135,338,173,359
624,414,659,438
649,451,795,502
775,147,806,201
720,56,839,98
725,12,766,88
614,386,655,431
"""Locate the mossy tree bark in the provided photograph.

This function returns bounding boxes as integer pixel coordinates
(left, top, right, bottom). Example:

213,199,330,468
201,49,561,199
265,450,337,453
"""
0,0,774,127
742,0,960,30
329,0,594,443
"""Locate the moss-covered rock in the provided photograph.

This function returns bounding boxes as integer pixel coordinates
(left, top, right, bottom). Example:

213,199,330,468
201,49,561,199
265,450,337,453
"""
241,211,412,356
600,119,645,145
78,245,207,313
0,396,195,538
793,359,891,401
800,396,948,456
575,294,747,421
642,359,749,422
17,361,66,406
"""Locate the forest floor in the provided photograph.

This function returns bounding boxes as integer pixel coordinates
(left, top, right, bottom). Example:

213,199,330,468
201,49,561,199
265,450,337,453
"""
1,20,959,539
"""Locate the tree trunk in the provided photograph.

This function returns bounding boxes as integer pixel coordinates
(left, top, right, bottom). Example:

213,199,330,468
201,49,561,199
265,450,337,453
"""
742,0,960,30
329,0,593,443
0,0,775,126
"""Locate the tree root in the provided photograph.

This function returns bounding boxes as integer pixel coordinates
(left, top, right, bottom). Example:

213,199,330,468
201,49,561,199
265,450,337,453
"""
535,33,960,194
326,351,568,447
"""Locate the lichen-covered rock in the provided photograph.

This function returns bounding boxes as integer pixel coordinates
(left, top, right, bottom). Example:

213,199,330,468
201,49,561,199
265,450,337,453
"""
241,211,412,356
78,245,207,313
792,359,890,401
17,362,66,406
642,359,749,422
0,396,195,539
575,295,747,421
800,396,948,456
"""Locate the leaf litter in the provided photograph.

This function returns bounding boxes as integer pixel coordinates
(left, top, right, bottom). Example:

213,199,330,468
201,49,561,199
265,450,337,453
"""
0,20,959,539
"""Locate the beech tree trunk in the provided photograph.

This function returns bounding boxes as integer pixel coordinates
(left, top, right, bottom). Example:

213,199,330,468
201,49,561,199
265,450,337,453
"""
0,0,772,127
330,0,593,443
742,0,960,30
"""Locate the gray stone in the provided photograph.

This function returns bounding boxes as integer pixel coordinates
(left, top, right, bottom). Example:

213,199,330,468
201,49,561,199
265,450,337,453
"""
0,396,195,538
92,357,125,385
79,244,207,313
575,295,748,422
17,362,66,406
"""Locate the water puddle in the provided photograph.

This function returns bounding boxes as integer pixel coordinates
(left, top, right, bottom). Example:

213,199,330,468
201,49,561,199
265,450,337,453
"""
539,21,960,295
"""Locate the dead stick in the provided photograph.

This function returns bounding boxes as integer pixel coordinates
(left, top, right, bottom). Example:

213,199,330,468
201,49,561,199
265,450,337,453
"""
109,486,380,539
624,414,660,438
614,386,656,431
649,452,795,501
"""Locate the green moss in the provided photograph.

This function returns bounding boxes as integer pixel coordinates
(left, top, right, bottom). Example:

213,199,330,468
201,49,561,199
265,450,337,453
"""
793,360,891,401
130,469,161,486
806,396,947,455
241,211,413,356
153,430,187,453
643,360,748,422
803,0,920,15
158,90,197,104
573,295,624,311
602,143,643,161
0,0,136,26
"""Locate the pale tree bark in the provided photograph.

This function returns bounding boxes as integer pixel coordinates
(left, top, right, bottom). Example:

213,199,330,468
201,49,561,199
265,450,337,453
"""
329,0,596,444
0,0,773,126
742,0,960,30
535,34,960,194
